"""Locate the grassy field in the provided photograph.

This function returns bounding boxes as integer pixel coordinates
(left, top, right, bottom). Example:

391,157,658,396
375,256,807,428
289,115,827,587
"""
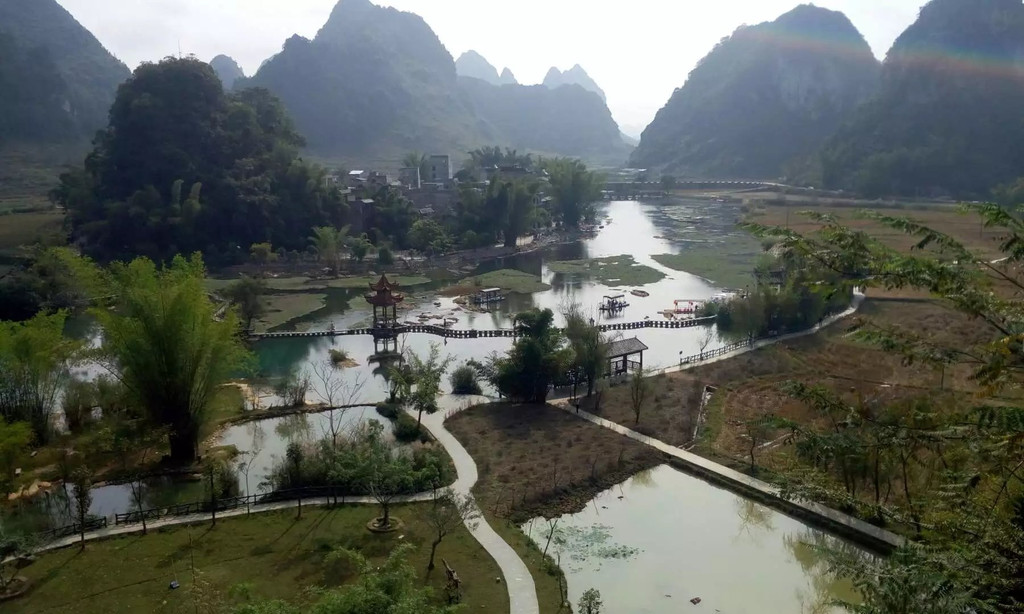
255,293,327,332
441,269,551,297
747,201,1005,261
446,403,665,614
548,254,665,286
651,247,759,289
0,211,65,253
7,505,507,614
206,274,430,293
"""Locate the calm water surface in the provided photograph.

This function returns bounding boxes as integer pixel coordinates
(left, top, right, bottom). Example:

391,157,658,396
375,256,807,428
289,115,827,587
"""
525,465,864,614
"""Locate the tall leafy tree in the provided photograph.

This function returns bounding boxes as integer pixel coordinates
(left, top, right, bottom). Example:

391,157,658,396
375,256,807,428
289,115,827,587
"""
0,311,80,441
55,57,348,264
544,158,603,228
490,308,570,403
93,253,250,464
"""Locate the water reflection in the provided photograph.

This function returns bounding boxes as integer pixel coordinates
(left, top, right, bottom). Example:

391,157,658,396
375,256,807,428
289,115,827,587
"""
524,464,866,614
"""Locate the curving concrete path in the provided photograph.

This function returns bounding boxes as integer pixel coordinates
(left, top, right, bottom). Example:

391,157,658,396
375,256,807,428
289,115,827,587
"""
27,404,540,614
417,407,540,614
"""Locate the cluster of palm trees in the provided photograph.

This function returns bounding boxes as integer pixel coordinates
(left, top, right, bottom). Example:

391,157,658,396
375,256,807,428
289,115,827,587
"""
308,225,379,275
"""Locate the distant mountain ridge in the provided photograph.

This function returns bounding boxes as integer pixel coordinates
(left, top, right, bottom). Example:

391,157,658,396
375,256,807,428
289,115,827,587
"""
631,4,879,179
210,55,245,90
250,0,627,162
543,65,606,102
0,0,129,142
817,0,1024,196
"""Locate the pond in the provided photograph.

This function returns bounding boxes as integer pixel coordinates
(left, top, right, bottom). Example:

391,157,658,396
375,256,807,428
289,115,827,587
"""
524,464,865,614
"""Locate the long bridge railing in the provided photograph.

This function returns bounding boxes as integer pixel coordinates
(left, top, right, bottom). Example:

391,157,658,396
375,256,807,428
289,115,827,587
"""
251,316,716,341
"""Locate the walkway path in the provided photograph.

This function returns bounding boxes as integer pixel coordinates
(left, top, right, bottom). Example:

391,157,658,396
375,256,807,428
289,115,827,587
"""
27,406,540,614
555,402,903,551
657,288,866,377
553,289,905,551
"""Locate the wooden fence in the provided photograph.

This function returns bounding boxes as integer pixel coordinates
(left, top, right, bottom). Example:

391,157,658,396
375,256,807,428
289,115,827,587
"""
35,516,108,542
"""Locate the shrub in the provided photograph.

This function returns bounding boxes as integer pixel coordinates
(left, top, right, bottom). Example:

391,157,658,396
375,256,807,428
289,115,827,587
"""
394,412,426,443
375,402,399,420
377,245,394,266
449,363,482,395
329,348,349,365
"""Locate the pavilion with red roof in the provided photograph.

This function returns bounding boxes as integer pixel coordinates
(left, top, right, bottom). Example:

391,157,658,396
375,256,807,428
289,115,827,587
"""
365,273,404,334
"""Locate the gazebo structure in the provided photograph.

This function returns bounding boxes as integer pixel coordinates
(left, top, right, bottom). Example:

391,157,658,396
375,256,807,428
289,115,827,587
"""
606,337,648,376
365,273,404,339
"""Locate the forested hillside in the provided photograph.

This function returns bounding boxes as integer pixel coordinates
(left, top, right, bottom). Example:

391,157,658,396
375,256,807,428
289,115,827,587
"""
249,0,626,161
0,0,129,142
631,4,879,179
459,77,630,161
818,0,1024,197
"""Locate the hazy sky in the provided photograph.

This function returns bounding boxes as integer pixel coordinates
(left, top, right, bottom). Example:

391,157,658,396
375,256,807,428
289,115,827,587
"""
58,0,925,135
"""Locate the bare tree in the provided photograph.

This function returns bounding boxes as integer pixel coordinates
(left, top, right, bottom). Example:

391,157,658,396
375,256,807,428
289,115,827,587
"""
698,325,716,361
629,367,652,425
70,466,93,549
310,360,365,447
237,423,265,512
425,489,479,570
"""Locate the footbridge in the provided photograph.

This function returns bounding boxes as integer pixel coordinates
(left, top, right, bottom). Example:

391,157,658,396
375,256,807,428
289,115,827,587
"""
251,316,716,341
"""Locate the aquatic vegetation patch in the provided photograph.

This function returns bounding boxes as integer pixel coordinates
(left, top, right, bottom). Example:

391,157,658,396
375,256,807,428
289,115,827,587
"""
548,254,665,286
443,269,551,296
546,524,641,572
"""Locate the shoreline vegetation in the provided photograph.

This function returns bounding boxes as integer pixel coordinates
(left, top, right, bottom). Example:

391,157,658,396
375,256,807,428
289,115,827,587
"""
548,254,665,286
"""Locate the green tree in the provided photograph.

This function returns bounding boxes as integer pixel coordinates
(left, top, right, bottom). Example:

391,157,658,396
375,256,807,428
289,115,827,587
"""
407,219,450,255
544,158,603,228
348,235,373,263
406,345,453,428
402,152,430,182
562,302,608,398
71,466,93,549
94,254,250,464
0,418,32,491
490,309,570,403
377,245,395,266
0,311,80,441
309,226,350,275
223,275,266,332
249,242,277,276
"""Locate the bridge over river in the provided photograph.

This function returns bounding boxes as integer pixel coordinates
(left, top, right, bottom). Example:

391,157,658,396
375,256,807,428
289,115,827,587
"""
251,316,716,341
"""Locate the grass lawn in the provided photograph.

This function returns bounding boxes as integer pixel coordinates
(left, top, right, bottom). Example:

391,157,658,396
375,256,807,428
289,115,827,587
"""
8,505,507,614
548,254,665,286
446,403,664,614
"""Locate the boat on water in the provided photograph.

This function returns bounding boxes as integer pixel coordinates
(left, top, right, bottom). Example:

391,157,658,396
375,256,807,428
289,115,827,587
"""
631,289,650,298
471,287,506,305
600,294,630,312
